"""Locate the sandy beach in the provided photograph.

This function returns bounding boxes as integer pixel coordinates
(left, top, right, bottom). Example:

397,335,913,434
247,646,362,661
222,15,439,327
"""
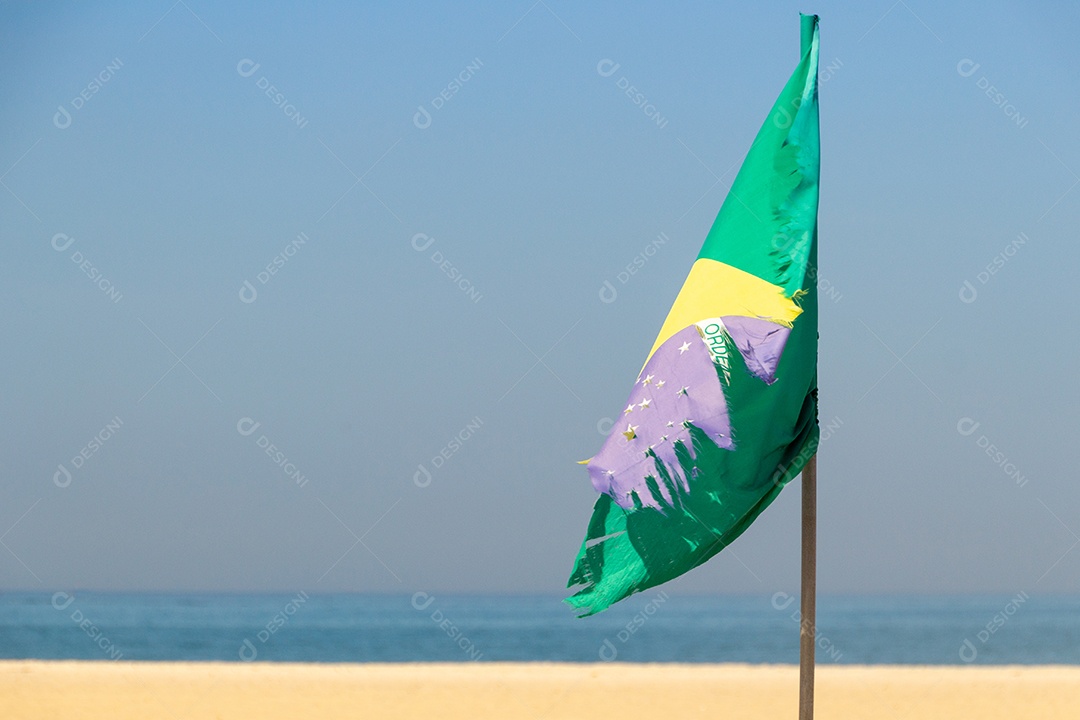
2,661,1078,719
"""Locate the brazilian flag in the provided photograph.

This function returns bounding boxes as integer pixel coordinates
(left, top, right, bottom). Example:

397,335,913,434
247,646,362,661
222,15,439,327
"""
568,14,821,615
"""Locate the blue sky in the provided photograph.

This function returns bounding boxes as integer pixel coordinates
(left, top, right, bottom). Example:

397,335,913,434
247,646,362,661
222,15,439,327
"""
1,0,1078,598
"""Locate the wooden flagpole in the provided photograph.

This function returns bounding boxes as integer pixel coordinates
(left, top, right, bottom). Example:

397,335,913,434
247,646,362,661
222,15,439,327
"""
797,15,819,720
799,454,817,720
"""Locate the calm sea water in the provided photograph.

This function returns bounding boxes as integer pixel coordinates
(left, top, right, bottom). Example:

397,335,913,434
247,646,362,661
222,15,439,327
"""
0,592,1075,664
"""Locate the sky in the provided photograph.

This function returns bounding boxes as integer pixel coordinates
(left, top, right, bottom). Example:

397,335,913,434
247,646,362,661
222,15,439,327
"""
1,0,1078,601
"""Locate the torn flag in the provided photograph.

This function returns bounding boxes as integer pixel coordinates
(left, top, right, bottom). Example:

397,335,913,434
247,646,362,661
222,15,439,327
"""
567,14,821,616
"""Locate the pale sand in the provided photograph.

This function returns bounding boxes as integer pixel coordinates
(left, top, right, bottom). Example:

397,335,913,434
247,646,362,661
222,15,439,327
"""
2,661,1079,719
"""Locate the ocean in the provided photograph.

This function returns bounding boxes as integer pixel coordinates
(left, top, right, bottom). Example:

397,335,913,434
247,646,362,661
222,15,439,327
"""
0,592,1075,665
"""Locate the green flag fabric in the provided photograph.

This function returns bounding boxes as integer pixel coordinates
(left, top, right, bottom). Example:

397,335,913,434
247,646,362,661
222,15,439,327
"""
567,14,821,616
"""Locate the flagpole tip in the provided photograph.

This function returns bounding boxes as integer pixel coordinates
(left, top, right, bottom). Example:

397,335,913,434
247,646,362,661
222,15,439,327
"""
800,14,819,56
